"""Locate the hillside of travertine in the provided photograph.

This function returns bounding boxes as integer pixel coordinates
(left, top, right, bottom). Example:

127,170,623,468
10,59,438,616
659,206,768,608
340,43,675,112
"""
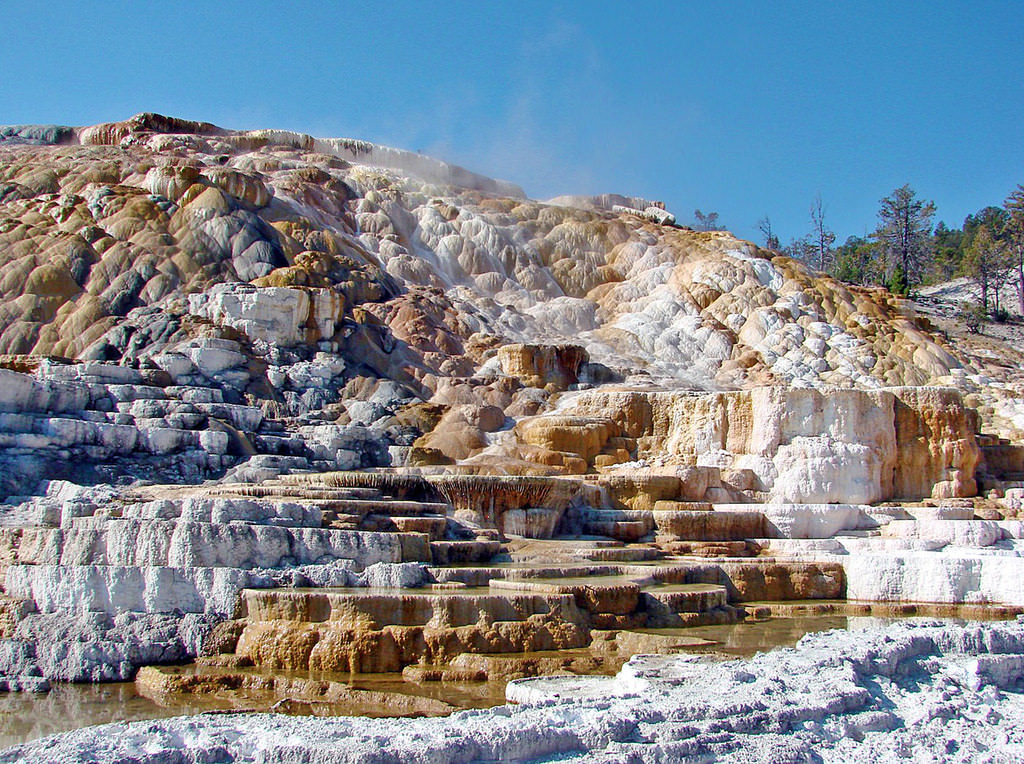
1,114,1024,762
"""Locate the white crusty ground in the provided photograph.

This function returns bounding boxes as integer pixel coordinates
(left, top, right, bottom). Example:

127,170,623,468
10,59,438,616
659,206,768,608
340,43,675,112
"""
2,618,1023,763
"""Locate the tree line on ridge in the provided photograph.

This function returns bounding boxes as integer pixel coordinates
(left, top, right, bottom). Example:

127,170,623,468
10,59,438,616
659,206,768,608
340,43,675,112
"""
692,184,1024,331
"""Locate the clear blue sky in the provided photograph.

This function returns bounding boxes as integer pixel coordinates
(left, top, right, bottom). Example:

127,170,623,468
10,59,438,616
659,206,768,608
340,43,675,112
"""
2,1,1021,246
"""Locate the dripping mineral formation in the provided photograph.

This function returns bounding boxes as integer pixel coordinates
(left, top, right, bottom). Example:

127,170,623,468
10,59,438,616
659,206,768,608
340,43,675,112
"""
0,114,1023,760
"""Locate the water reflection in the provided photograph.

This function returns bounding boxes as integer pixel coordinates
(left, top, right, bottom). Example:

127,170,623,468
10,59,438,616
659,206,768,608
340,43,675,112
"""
0,682,183,750
677,615,853,657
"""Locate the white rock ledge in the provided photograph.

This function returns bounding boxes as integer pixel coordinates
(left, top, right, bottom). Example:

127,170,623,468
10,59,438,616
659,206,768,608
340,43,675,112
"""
845,552,1024,606
4,619,1024,763
5,561,356,615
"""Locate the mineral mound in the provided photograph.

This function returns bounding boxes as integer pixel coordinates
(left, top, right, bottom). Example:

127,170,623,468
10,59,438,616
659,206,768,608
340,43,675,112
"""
1,114,1023,759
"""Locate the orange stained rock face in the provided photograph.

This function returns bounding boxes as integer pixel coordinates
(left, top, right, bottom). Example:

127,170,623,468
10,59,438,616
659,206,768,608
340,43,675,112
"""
890,386,981,500
234,617,591,674
496,344,589,390
599,474,691,510
515,416,620,464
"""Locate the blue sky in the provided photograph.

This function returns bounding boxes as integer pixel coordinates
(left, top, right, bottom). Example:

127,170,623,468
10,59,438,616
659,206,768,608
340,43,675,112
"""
2,1,1021,246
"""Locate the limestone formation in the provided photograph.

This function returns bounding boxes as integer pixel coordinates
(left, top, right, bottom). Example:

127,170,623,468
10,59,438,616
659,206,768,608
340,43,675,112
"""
0,113,984,396
514,385,982,503
0,114,1023,758
187,283,345,347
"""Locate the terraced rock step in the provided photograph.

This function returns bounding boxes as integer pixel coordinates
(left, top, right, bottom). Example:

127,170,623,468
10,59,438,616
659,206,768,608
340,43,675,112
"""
371,515,448,539
320,512,362,530
282,487,384,500
429,540,502,565
231,586,593,673
207,486,381,501
7,519,420,569
579,505,767,545
581,518,650,543
428,563,625,587
743,600,1024,619
653,510,768,541
315,499,452,517
402,627,723,685
500,537,661,566
241,586,577,628
2,466,1024,720
413,650,618,683
652,501,715,512
584,546,661,562
882,518,1024,546
229,573,743,677
278,472,435,499
642,583,730,613
489,577,643,617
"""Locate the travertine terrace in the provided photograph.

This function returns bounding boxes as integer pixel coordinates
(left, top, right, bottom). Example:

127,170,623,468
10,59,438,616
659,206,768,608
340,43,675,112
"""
1,114,1024,760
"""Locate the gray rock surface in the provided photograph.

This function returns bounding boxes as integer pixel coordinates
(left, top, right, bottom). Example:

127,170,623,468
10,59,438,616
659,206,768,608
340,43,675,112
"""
5,562,359,616
0,358,396,497
0,611,219,685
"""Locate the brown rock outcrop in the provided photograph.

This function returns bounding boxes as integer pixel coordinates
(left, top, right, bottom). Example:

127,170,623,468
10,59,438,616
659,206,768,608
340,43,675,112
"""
497,344,589,390
411,404,506,463
652,560,846,602
235,617,590,674
652,510,768,542
598,474,687,510
135,664,456,717
516,416,619,466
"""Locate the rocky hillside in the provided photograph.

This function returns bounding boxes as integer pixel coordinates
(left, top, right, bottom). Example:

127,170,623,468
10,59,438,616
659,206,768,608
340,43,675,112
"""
0,113,979,385
3,117,1024,755
1,113,1022,492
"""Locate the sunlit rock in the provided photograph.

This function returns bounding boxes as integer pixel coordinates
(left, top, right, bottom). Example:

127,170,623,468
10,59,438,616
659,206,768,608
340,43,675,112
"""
187,282,344,347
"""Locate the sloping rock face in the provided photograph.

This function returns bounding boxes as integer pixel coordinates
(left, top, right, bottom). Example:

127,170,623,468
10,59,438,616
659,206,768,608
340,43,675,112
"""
0,112,1004,496
0,112,1001,506
0,113,969,392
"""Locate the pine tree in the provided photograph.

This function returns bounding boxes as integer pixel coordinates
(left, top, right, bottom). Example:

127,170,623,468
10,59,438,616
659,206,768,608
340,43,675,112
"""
1005,184,1024,313
930,221,964,282
809,194,836,273
962,224,1012,312
873,185,936,293
783,236,815,263
833,236,882,285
